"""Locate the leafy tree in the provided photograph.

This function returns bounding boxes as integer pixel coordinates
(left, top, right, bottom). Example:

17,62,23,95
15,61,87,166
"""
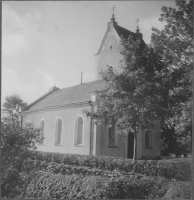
151,0,193,155
151,0,193,74
161,101,192,156
84,36,172,161
2,94,27,113
1,111,41,198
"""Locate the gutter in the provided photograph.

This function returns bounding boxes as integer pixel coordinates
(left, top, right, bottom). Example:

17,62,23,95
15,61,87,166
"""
89,101,94,156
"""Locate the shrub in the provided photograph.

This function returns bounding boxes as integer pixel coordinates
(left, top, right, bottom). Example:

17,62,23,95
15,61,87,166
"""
156,158,192,181
25,172,177,199
163,181,191,199
25,172,107,199
29,151,191,181
22,158,147,179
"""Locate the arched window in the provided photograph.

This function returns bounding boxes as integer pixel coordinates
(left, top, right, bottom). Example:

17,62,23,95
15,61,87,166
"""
39,120,45,144
55,119,62,145
75,117,83,145
145,130,152,149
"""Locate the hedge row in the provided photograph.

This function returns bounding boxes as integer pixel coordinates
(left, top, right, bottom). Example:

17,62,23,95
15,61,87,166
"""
23,159,145,178
24,171,191,199
29,151,191,181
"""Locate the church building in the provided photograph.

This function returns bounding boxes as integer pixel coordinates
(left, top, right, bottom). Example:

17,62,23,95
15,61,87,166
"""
22,12,161,160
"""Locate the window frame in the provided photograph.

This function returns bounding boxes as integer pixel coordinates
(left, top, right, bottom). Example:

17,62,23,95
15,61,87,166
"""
74,116,84,146
55,118,63,146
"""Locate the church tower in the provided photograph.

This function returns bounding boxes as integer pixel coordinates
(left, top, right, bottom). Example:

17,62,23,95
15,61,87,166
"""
95,7,143,80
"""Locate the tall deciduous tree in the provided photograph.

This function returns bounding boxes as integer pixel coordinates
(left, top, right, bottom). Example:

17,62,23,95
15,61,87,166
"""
1,112,41,198
84,36,171,161
151,0,193,155
152,0,193,72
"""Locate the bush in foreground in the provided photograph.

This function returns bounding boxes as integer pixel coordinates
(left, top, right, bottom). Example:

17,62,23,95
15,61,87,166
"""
24,171,191,199
1,114,41,198
29,151,191,181
163,181,191,199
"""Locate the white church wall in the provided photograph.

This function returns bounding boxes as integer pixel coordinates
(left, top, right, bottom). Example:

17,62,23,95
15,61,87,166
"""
23,104,92,155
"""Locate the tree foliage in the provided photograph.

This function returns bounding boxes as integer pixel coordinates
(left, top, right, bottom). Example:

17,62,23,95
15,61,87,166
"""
151,0,193,155
151,0,193,114
152,0,193,72
1,112,41,198
2,93,27,109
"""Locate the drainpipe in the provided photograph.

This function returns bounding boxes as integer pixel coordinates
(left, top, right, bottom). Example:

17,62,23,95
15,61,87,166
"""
89,101,93,156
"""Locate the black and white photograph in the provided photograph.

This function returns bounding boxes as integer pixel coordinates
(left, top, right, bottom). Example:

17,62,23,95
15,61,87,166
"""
1,1,193,199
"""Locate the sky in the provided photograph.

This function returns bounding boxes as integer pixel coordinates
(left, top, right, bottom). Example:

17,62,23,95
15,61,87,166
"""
2,1,177,105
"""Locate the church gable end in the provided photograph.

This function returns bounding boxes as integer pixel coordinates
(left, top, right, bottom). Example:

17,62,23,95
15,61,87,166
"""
95,13,144,80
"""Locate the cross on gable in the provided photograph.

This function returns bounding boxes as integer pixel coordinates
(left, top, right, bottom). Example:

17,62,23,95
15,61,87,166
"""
135,18,140,25
135,18,140,31
112,5,116,13
111,5,116,21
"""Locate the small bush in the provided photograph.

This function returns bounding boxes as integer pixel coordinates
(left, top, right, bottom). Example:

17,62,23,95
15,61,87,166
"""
29,151,191,181
163,181,191,199
156,159,192,181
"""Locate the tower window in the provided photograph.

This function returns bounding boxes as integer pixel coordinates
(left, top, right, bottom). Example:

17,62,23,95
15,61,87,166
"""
110,45,113,49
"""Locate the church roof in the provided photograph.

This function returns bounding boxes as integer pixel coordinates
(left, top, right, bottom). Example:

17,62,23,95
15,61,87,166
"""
23,80,106,112
114,24,136,39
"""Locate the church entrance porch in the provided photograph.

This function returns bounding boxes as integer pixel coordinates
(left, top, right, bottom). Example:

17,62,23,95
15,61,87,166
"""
127,132,134,159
